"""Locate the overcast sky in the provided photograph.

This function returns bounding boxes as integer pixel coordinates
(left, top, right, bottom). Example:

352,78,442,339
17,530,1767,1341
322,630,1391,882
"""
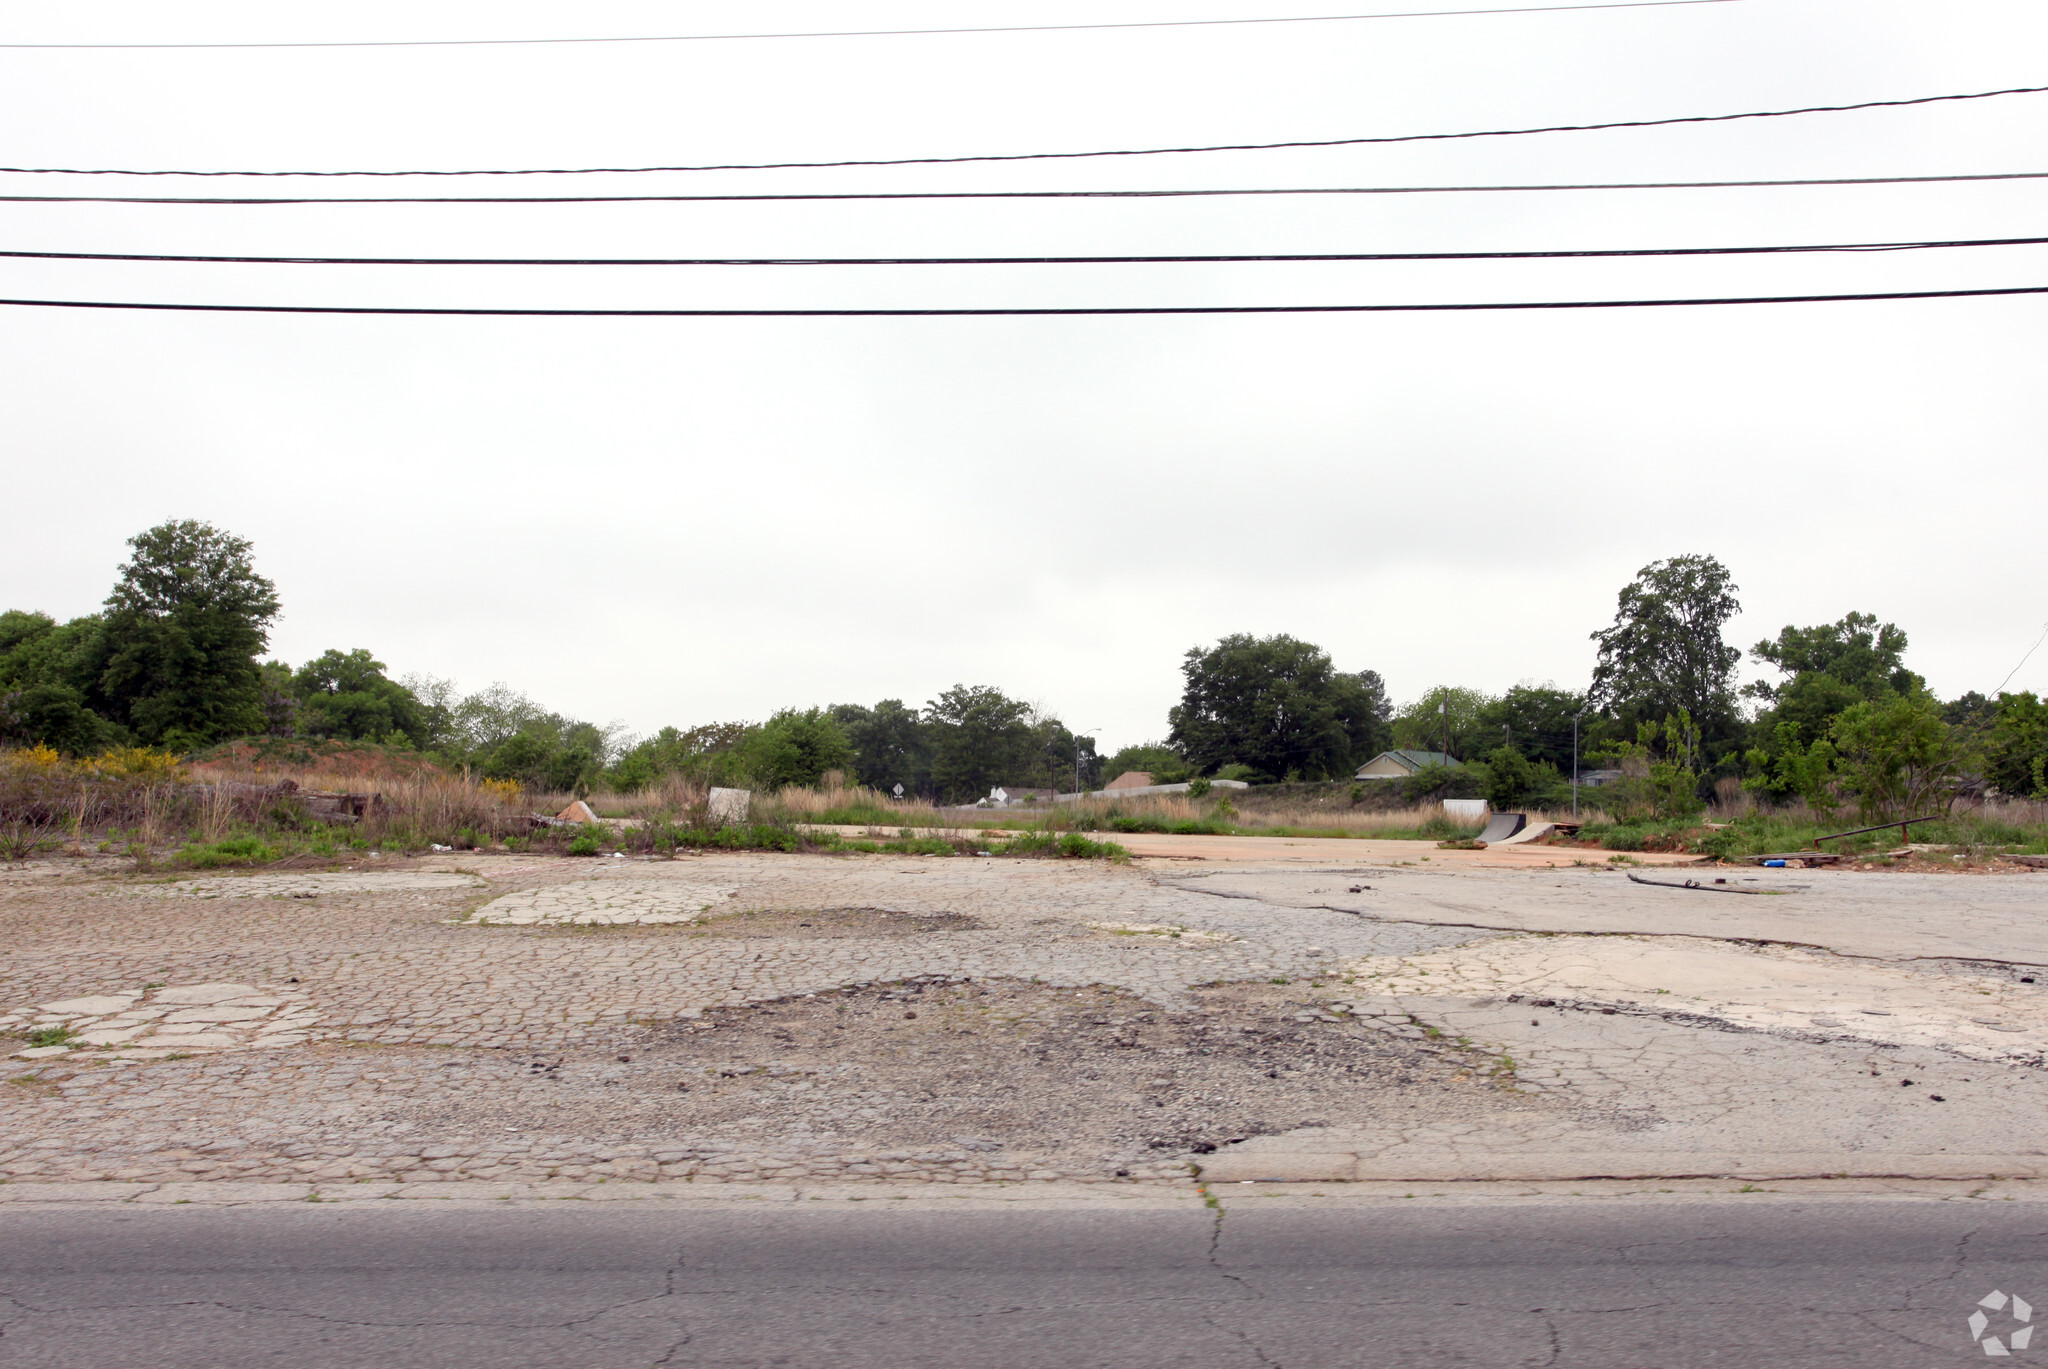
3,0,2044,750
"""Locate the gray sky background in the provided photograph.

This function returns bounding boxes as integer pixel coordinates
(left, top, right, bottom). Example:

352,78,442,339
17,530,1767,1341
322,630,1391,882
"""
3,0,2044,751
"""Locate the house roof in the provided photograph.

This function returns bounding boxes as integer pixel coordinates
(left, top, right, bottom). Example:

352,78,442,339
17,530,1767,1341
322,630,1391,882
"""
1357,749,1462,775
1103,771,1155,789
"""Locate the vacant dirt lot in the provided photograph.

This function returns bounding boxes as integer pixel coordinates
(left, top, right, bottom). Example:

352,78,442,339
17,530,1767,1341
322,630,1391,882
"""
4,847,2044,1189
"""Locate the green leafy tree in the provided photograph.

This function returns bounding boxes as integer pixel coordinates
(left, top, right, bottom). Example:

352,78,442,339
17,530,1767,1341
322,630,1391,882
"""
1748,611,1920,703
0,682,106,753
449,682,553,755
1476,684,1595,773
1828,692,1958,820
1401,761,1483,803
606,720,754,790
924,684,1039,801
257,660,298,737
1745,611,1922,747
289,648,430,747
831,700,933,795
742,707,856,789
483,727,597,794
1167,634,1390,782
447,682,616,792
1743,721,1841,814
1589,554,1742,750
0,610,111,752
1983,692,2048,799
91,520,282,750
1598,712,1707,822
1481,745,1534,809
1390,686,1494,761
396,672,462,751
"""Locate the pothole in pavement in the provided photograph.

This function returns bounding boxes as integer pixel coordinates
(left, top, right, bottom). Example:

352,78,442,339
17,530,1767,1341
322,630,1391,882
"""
388,980,1560,1163
680,906,986,938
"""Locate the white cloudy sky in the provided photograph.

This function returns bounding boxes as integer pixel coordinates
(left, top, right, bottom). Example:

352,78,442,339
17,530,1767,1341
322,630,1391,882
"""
2,0,2044,749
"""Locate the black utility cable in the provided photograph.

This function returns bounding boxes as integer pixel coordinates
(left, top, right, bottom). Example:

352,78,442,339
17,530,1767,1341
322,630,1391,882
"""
7,169,2047,206
8,234,2046,268
6,83,2041,178
0,1,1747,48
3,284,2045,316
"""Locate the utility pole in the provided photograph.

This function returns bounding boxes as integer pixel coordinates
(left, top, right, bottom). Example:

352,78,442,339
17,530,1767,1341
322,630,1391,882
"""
1439,696,1450,763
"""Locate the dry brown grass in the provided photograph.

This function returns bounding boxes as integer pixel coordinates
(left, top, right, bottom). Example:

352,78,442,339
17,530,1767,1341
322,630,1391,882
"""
651,780,1533,839
0,746,533,850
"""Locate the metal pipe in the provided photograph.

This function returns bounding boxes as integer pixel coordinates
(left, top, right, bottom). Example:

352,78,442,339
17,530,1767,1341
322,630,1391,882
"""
1809,816,1941,848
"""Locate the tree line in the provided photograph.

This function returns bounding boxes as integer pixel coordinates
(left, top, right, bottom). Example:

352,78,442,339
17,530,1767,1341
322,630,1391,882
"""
4,525,2043,815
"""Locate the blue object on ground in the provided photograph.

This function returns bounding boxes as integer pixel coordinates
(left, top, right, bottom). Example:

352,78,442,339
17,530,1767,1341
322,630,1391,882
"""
1764,859,1787,867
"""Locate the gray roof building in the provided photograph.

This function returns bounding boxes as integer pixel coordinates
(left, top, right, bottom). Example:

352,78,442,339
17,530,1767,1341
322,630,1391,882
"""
1354,749,1462,780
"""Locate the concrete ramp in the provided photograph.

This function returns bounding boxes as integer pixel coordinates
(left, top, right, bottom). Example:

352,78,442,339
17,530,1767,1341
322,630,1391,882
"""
1491,821,1556,846
1474,811,1526,845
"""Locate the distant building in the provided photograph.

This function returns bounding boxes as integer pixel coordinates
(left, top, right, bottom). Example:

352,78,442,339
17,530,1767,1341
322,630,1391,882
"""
1353,749,1462,780
1103,771,1155,791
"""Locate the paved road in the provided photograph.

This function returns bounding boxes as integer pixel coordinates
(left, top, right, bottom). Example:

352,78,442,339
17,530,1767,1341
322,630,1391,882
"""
2,1197,2040,1366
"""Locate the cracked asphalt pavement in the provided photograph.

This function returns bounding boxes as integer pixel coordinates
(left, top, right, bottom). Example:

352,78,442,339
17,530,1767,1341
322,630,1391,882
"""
5,848,2046,1186
2,1193,2044,1367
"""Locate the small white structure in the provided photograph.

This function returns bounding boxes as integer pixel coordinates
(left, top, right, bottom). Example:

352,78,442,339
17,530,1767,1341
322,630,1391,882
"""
1442,798,1488,822
708,787,751,823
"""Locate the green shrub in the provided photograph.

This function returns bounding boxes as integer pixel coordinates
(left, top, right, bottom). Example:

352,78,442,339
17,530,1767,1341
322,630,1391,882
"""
177,835,280,868
1094,812,1231,836
564,826,607,857
998,832,1127,860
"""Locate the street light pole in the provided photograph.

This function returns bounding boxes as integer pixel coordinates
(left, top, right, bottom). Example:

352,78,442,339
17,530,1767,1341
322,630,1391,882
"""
1073,728,1103,800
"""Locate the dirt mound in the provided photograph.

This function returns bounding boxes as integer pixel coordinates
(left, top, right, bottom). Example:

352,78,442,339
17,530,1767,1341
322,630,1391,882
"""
185,737,450,785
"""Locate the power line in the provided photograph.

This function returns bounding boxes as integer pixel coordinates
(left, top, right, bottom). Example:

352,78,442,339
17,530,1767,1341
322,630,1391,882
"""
1993,622,2048,696
5,168,2047,206
8,84,2042,178
0,1,1747,49
3,284,2045,316
8,234,2048,268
